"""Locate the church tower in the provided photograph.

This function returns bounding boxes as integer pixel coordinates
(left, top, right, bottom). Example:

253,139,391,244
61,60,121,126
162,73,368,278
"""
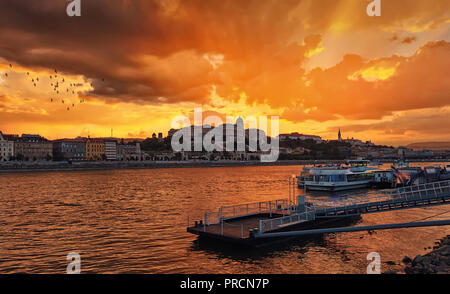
338,128,342,142
236,117,244,127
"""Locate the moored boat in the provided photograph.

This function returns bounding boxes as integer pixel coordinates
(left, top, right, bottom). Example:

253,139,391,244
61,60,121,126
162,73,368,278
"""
297,160,377,192
372,170,396,188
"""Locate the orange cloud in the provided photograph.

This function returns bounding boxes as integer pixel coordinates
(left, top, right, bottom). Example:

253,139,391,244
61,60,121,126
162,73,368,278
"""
282,41,450,122
401,36,417,44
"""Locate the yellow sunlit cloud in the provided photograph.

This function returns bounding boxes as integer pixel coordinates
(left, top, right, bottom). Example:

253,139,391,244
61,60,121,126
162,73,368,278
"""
348,63,399,82
304,45,324,58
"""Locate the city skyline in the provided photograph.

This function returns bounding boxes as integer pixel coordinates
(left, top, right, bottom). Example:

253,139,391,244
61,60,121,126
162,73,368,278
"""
0,1,449,146
1,126,444,153
0,125,444,148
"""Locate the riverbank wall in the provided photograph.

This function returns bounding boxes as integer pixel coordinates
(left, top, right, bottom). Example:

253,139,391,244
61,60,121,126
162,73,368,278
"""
0,159,448,174
0,160,337,173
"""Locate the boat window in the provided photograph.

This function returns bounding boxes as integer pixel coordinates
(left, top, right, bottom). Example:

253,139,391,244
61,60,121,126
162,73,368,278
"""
330,175,345,182
347,173,374,182
317,175,330,182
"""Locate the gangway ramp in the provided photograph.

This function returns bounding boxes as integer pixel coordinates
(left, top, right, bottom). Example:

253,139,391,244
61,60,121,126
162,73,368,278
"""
307,180,450,218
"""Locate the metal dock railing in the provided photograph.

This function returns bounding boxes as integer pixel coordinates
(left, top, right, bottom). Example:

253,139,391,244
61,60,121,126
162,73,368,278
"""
187,198,297,239
259,209,316,233
187,180,450,242
306,180,450,218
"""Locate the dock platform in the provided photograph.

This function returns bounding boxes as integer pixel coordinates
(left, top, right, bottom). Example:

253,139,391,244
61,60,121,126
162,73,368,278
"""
188,213,282,240
187,180,450,247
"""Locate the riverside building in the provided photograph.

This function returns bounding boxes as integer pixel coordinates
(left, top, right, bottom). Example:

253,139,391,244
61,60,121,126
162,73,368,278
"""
0,131,14,161
14,134,53,161
86,138,105,160
104,140,117,161
52,139,87,161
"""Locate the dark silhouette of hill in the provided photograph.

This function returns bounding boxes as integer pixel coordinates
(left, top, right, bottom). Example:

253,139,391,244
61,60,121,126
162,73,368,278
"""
406,142,450,151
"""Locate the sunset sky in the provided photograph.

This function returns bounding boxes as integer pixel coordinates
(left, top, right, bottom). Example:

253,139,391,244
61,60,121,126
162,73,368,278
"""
0,0,449,146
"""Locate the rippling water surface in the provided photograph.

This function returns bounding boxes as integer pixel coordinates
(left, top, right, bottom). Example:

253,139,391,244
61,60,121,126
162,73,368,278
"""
1,163,449,273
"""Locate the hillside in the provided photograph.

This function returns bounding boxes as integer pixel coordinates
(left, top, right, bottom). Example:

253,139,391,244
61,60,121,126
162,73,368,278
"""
406,142,450,151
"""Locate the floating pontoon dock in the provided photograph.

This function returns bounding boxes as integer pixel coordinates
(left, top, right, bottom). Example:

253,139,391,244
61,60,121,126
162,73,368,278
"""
187,180,450,247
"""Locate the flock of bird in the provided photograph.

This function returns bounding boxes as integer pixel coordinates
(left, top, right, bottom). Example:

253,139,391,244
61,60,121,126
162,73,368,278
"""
1,63,103,112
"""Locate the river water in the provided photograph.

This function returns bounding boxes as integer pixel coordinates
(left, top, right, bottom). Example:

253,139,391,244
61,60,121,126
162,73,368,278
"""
1,163,449,273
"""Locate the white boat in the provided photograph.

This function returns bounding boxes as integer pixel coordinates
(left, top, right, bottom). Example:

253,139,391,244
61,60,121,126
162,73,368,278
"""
297,160,377,192
372,170,396,188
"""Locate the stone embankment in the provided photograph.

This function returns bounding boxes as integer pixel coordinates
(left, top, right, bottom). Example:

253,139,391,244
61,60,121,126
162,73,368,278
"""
403,235,450,274
0,159,342,173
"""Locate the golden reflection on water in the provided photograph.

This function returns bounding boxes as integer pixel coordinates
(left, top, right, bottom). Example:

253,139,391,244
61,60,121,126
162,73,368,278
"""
0,163,449,273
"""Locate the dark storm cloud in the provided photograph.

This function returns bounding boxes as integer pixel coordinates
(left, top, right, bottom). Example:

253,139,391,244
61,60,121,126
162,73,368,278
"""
0,0,217,103
0,0,307,104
